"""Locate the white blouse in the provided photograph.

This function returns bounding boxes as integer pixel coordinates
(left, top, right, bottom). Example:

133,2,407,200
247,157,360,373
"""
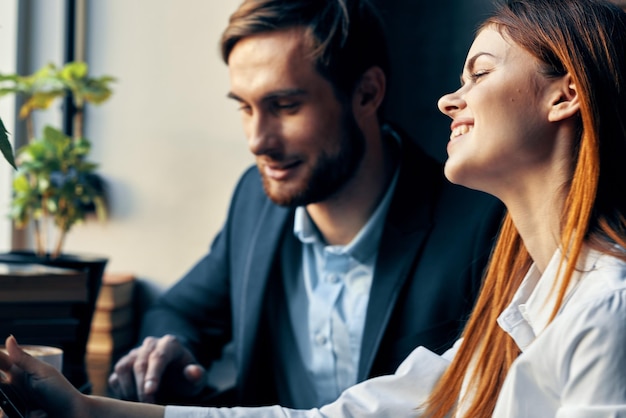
165,248,626,418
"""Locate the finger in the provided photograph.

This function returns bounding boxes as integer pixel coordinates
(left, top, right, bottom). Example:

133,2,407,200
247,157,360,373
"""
109,349,140,400
0,342,11,372
139,335,181,403
107,371,125,399
133,337,164,403
183,364,206,385
5,336,46,376
182,364,208,398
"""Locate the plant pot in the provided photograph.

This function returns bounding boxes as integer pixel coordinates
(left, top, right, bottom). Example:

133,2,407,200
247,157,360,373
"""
0,250,108,393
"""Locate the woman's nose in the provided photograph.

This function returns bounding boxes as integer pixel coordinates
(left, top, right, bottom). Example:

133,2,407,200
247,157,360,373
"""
437,90,465,117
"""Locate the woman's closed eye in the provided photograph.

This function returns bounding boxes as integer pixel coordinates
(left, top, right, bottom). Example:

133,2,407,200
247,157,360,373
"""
469,69,490,82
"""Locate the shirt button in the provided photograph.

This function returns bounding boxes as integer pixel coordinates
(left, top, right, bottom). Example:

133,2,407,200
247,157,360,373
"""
315,333,327,345
327,274,340,284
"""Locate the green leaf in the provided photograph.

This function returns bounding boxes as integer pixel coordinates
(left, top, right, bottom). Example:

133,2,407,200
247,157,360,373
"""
59,62,88,81
12,174,30,192
0,117,16,169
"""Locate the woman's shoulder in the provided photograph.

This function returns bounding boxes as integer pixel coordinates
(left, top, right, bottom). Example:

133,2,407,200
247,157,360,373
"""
564,248,626,310
556,252,626,342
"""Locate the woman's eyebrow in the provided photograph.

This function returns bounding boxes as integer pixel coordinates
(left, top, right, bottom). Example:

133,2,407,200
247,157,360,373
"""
460,51,496,84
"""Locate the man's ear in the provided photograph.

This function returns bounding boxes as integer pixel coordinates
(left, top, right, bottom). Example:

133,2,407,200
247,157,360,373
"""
352,66,386,119
548,73,580,122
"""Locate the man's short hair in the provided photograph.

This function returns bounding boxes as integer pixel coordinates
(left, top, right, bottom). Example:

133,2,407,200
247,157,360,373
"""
220,0,390,101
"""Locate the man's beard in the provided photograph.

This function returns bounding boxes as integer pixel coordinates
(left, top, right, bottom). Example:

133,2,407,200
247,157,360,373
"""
261,111,366,207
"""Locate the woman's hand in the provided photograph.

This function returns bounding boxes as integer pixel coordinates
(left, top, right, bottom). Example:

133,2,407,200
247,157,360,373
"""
0,335,89,418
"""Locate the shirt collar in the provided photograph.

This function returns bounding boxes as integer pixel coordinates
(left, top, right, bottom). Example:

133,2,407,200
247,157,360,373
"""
498,246,602,351
293,126,401,263
294,168,399,263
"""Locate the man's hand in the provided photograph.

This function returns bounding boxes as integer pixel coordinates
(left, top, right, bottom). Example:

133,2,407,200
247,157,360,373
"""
108,335,206,404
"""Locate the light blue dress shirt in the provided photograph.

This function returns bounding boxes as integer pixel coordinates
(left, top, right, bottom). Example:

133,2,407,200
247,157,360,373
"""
284,166,400,405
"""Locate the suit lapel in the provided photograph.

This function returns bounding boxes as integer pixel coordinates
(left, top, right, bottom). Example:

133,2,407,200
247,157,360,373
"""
358,134,442,379
237,200,292,376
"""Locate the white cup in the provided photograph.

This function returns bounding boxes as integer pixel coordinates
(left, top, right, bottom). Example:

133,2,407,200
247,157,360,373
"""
1,344,63,371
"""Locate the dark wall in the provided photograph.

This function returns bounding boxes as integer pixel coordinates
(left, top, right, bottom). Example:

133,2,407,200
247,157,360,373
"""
373,0,496,162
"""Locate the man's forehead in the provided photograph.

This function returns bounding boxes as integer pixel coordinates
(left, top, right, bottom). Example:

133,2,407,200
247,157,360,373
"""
226,30,327,102
227,27,310,65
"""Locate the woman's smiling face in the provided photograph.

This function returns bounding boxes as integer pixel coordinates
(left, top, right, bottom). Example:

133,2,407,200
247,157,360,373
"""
437,27,563,199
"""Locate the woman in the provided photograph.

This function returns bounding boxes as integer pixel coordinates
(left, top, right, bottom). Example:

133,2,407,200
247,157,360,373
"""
2,0,626,416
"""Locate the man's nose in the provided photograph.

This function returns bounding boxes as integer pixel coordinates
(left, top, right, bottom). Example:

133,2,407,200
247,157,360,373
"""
247,113,278,156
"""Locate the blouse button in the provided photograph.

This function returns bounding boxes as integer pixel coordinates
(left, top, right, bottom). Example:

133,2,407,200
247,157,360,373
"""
315,333,328,345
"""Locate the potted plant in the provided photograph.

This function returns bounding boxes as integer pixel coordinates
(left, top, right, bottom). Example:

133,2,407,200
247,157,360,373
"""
0,62,115,392
0,62,113,257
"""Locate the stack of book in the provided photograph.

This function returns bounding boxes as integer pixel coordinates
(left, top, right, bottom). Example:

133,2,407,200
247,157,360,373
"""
0,263,88,348
86,272,137,396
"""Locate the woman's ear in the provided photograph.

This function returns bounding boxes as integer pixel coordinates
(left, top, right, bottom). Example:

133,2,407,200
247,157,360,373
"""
352,66,386,119
548,73,580,122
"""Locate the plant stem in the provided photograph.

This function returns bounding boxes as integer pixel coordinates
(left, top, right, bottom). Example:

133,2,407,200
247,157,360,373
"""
26,115,35,143
33,219,44,257
73,108,84,140
53,227,66,259
41,195,50,257
53,197,68,258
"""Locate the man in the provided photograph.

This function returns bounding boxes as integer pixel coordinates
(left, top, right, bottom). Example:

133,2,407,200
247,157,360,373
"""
108,0,503,409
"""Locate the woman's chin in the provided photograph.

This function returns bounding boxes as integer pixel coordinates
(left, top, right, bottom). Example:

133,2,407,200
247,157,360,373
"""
443,162,487,193
443,160,466,185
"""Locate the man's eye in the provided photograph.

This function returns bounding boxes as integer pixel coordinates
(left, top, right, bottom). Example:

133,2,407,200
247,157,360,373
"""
237,104,252,114
272,102,299,112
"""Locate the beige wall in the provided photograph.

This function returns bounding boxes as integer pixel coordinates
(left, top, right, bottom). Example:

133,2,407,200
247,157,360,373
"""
0,0,19,252
63,1,253,287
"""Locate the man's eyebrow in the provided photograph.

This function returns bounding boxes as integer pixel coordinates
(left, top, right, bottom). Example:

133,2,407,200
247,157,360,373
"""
226,88,308,102
227,92,243,101
459,52,496,85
